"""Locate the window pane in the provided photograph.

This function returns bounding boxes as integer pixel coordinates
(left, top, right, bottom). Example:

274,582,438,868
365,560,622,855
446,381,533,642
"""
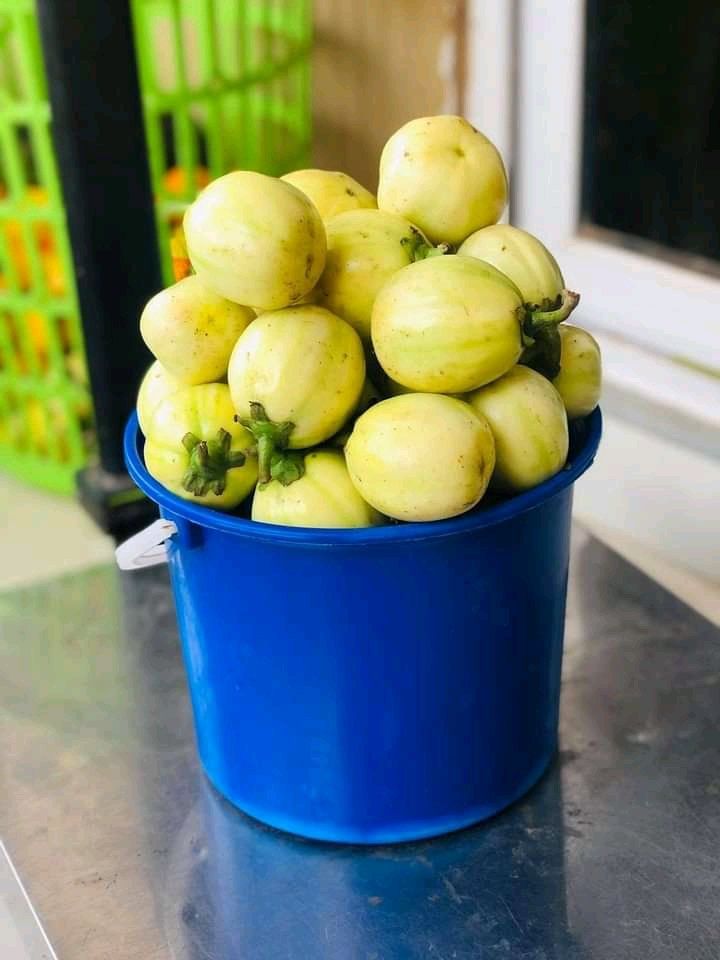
581,0,720,267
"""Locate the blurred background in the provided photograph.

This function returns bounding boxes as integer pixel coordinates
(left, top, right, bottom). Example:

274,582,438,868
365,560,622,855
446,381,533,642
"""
0,0,718,615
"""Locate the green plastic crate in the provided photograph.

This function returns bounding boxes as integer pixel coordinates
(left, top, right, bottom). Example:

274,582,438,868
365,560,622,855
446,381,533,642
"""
0,0,91,493
131,0,313,282
0,0,312,493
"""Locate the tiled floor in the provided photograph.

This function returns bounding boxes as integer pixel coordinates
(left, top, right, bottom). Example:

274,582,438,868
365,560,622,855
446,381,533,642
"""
574,518,720,627
573,414,720,582
0,474,114,592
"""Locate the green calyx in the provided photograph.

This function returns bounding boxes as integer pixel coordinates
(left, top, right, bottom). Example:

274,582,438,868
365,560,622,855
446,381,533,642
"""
520,327,562,380
182,428,246,497
401,227,452,262
520,289,580,380
527,288,580,328
237,402,306,488
268,449,305,487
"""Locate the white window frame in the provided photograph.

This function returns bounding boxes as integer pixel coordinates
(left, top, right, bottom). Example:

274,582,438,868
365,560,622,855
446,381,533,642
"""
466,0,720,445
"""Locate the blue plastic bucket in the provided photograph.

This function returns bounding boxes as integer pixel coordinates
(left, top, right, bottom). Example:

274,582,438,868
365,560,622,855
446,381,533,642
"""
123,408,601,844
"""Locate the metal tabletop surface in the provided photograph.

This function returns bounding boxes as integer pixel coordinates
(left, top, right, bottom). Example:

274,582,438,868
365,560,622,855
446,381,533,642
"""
0,528,719,960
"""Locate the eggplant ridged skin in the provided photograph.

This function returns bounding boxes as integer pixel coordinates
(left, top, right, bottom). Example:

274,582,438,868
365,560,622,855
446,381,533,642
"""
552,325,602,420
281,169,377,221
184,171,327,311
467,366,569,493
459,224,565,307
140,275,255,386
377,115,508,245
316,208,428,341
252,449,383,528
227,305,366,449
371,255,524,395
143,383,258,510
345,393,496,522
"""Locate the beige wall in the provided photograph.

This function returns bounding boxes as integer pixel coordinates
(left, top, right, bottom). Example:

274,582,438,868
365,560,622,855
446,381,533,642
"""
312,0,466,191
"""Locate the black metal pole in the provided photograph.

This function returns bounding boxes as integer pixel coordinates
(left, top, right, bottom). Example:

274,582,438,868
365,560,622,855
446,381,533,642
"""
36,0,162,533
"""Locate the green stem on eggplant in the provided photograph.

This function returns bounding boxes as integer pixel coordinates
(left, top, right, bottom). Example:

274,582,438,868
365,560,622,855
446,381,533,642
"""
401,227,452,262
236,402,305,488
526,289,580,333
519,289,580,380
520,326,562,380
417,242,452,259
181,428,246,497
270,449,305,486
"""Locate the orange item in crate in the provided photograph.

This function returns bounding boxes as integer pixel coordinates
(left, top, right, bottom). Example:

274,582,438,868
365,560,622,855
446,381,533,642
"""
1,186,67,296
169,222,192,281
162,167,211,281
163,165,210,196
24,310,75,368
0,309,75,373
25,309,49,361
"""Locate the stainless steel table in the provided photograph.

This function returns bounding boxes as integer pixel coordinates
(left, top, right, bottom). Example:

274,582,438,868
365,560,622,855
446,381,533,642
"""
1,529,719,959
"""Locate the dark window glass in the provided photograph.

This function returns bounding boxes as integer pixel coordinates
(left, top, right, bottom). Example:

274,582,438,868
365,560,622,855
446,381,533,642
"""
582,1,720,268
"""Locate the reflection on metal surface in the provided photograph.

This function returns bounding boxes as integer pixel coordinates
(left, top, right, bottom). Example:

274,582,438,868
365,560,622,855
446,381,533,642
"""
171,773,574,960
0,530,719,958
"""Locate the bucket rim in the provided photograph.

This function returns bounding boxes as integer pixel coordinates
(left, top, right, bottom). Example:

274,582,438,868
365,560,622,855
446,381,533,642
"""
124,407,601,545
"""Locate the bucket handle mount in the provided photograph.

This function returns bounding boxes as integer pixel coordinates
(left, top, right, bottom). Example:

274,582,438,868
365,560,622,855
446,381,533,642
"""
116,519,178,570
